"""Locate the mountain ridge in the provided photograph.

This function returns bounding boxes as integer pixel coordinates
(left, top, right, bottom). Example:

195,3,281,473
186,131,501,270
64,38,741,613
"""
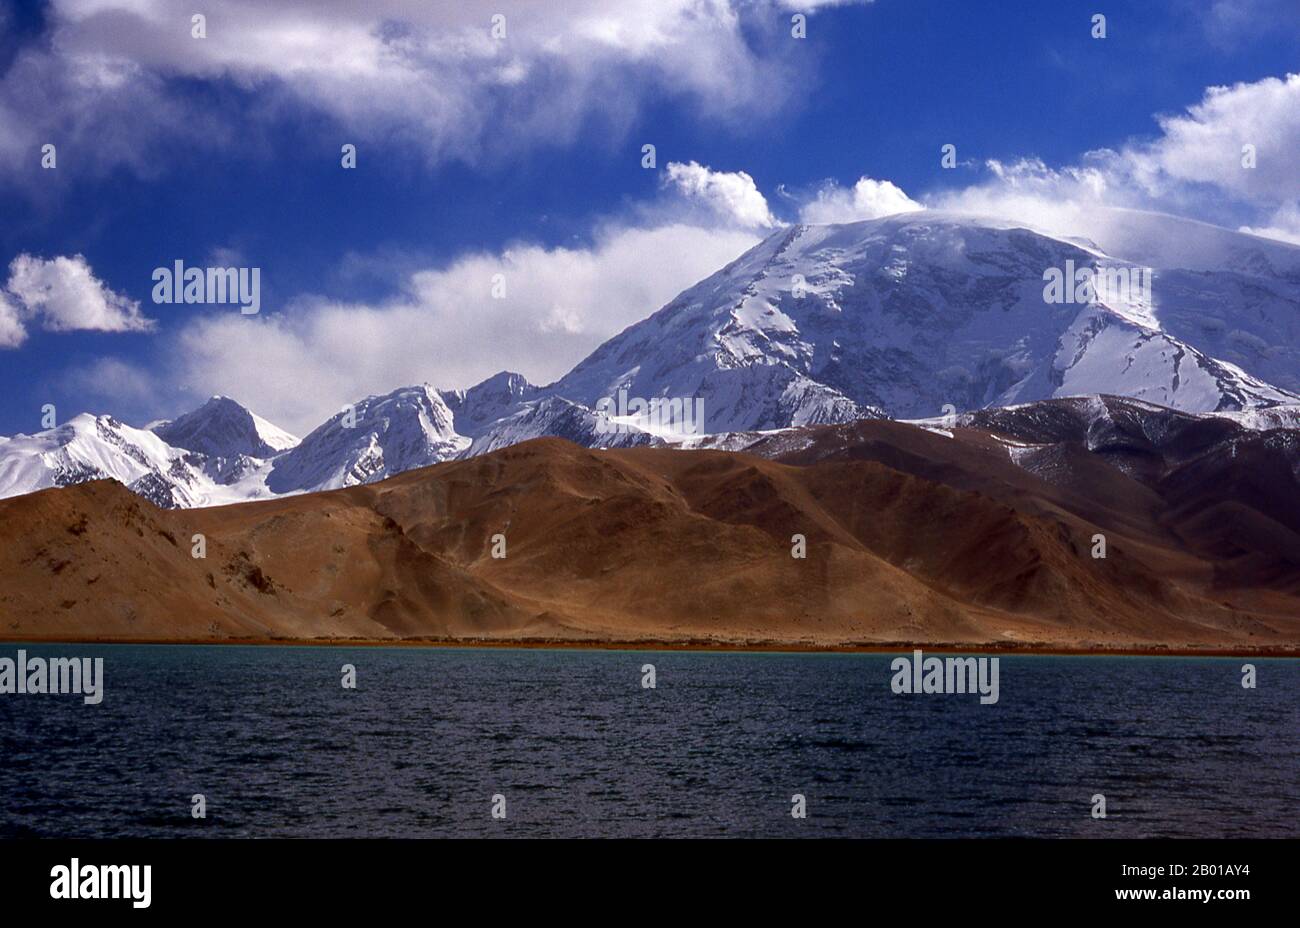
3,402,1297,648
5,208,1300,508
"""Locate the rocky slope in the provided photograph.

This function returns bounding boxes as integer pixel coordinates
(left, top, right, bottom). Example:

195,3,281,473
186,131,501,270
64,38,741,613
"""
2,404,1296,650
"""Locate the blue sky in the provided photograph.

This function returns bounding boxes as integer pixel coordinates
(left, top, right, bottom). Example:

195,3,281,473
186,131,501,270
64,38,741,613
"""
1,0,1298,435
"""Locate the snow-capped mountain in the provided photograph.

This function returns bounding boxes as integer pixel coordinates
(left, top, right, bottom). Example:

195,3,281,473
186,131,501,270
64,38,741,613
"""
0,412,281,509
266,375,657,493
439,370,540,436
549,223,882,432
549,211,1300,423
4,208,1300,509
0,381,658,508
266,385,469,494
460,394,657,457
152,395,299,459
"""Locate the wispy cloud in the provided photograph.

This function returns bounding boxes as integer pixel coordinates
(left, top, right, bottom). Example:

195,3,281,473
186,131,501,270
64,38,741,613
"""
63,356,162,409
0,0,872,179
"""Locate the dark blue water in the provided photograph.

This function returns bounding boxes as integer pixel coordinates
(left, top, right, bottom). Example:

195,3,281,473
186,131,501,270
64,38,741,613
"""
0,645,1295,837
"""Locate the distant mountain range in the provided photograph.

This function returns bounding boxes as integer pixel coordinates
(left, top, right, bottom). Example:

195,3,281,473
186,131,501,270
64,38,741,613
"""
3,394,1297,649
2,208,1300,509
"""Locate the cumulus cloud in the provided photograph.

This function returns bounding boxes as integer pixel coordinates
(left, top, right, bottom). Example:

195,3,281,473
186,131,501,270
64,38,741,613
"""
799,176,923,223
663,161,779,229
0,0,870,177
929,74,1300,246
1,254,154,345
1121,73,1300,203
169,222,759,434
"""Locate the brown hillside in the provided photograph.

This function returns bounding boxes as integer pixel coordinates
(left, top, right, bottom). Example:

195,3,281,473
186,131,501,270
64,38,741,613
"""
1,429,1297,650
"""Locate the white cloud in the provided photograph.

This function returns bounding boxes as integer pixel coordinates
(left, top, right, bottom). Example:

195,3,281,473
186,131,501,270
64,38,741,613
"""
663,161,778,229
5,254,155,335
928,156,1120,232
0,0,871,176
170,222,759,434
928,74,1300,245
0,292,26,349
799,176,923,223
1121,73,1300,203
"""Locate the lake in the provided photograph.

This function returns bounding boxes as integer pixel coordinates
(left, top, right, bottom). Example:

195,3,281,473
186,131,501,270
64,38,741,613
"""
0,645,1295,837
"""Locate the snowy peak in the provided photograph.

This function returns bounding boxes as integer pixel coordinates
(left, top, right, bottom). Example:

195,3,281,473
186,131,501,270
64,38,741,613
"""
440,371,539,437
152,395,299,459
0,413,212,509
549,223,881,434
463,394,656,457
261,370,668,495
554,211,1300,426
266,384,469,493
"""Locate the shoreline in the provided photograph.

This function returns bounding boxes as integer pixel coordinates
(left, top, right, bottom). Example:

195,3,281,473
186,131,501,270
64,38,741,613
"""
2,636,1296,658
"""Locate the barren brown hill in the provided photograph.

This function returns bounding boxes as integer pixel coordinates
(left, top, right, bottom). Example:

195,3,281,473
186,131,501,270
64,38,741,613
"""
1,410,1298,651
